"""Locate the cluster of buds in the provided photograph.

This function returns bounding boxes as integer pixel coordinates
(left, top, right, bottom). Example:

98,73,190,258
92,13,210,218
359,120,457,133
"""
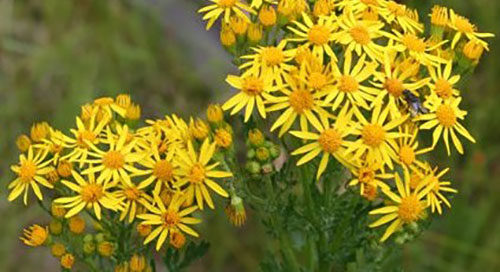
245,128,281,176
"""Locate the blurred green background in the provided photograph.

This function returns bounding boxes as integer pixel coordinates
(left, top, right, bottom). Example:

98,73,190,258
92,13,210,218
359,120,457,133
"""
0,0,497,271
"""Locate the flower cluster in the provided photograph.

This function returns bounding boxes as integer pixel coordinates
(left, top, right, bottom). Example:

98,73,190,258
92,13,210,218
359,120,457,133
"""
11,94,235,269
199,0,493,241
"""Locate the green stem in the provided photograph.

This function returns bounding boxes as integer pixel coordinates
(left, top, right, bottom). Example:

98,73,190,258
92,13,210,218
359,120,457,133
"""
280,234,301,272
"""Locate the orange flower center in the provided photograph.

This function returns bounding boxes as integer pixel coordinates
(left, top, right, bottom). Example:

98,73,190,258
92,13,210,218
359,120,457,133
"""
308,25,331,45
242,76,264,96
103,151,125,169
318,128,342,153
399,145,415,165
261,47,284,66
163,210,180,227
350,25,371,45
338,75,359,92
218,0,236,8
124,187,141,201
19,160,37,183
81,184,103,203
358,166,375,184
189,164,205,184
154,160,174,181
398,194,424,223
309,72,327,89
384,78,405,97
362,124,386,147
289,89,314,114
402,34,426,53
436,104,456,127
434,79,453,99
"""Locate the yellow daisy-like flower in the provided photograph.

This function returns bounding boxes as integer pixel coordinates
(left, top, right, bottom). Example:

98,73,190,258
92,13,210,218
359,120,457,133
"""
393,124,430,170
266,68,331,137
369,168,432,242
92,96,127,120
427,60,461,100
421,165,457,215
8,146,53,205
139,143,179,195
417,95,475,155
222,72,278,122
175,139,232,210
20,224,48,247
137,193,201,251
379,1,423,34
346,105,407,169
290,105,354,179
390,31,446,67
83,126,146,185
371,53,429,118
347,158,392,196
335,10,390,61
239,40,296,85
448,9,494,50
322,52,379,111
287,13,339,63
60,112,109,166
55,171,122,220
198,0,253,30
115,179,153,223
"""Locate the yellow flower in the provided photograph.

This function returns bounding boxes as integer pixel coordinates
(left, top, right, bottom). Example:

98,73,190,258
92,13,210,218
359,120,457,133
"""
335,10,390,61
277,0,308,21
98,241,115,257
93,96,127,119
288,13,338,63
322,52,379,111
170,230,187,249
417,95,475,155
266,67,331,137
60,253,75,269
448,9,494,50
20,224,48,247
371,53,429,118
429,5,448,28
230,15,248,35
225,195,247,226
138,193,201,251
393,124,429,170
345,105,407,169
369,168,432,242
139,144,179,195
239,40,296,86
379,1,423,34
222,72,278,122
347,159,392,196
248,128,265,146
313,0,334,17
115,94,132,109
83,126,145,185
115,180,153,223
390,31,446,67
55,171,122,219
247,23,263,43
16,134,31,152
175,139,232,209
51,202,67,218
60,111,109,165
137,223,152,237
215,128,233,148
462,40,484,61
198,0,253,30
220,23,236,47
126,103,141,120
30,122,51,142
427,60,460,99
290,105,354,179
189,118,210,140
8,146,53,205
421,165,457,215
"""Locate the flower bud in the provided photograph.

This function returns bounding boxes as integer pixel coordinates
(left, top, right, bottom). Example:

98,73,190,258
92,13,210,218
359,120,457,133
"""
30,122,50,142
170,231,186,249
248,129,265,146
97,241,114,257
136,223,152,237
225,196,246,227
57,160,73,178
68,216,85,234
230,16,248,35
259,5,277,27
246,149,256,159
462,40,484,62
207,104,224,123
49,220,63,236
95,233,105,243
51,203,66,218
269,145,281,159
51,243,66,258
16,134,31,152
255,147,270,162
129,254,146,272
261,163,274,174
83,241,96,255
313,0,334,17
215,128,233,148
126,103,141,121
189,118,210,140
81,103,94,121
220,23,236,47
247,23,263,43
245,161,261,174
116,94,132,109
61,253,75,269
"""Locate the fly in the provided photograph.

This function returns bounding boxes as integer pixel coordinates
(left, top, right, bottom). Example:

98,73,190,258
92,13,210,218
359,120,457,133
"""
403,90,428,117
